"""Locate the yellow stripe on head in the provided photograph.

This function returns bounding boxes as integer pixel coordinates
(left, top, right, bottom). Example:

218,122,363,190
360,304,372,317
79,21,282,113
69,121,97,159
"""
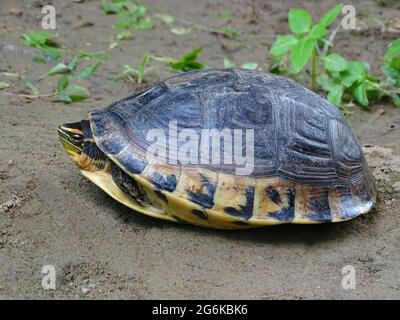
58,122,84,157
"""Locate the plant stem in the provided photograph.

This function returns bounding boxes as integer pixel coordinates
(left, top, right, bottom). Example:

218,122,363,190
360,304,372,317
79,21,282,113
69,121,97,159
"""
322,24,340,57
311,48,317,92
0,92,57,99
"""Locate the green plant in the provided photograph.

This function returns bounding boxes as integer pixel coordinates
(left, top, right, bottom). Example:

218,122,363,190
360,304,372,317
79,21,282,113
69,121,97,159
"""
57,76,90,103
101,0,154,30
1,71,40,95
169,48,205,71
170,27,192,36
114,55,156,84
269,4,400,110
116,31,134,40
21,31,63,63
77,50,108,61
223,58,258,70
154,11,238,40
216,26,238,39
270,4,343,90
218,10,232,21
316,42,400,109
0,82,10,90
45,54,102,80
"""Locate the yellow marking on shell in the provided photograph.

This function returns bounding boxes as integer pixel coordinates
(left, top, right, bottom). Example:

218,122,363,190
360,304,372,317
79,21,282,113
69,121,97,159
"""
95,151,174,218
161,191,254,229
140,162,180,189
131,174,249,229
212,173,255,217
130,173,170,215
328,186,348,222
253,177,295,222
173,167,217,201
80,170,176,222
293,184,329,224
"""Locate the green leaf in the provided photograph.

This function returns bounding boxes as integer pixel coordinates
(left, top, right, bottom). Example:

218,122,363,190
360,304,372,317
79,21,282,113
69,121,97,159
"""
139,55,151,71
22,31,62,62
316,74,337,92
241,62,258,70
382,65,400,86
290,37,315,73
22,31,53,47
112,5,154,30
100,0,136,14
353,82,369,108
270,34,298,57
309,23,328,39
170,28,191,35
24,80,39,95
1,72,19,78
131,17,154,30
63,85,90,102
389,58,400,71
47,63,70,76
57,76,69,92
155,13,174,24
0,82,10,90
58,92,72,103
288,9,312,35
73,63,101,80
390,93,400,107
323,53,348,72
384,38,400,62
327,84,344,106
218,10,231,21
223,58,236,68
109,42,119,49
169,48,204,71
181,48,202,62
218,27,238,39
340,61,365,87
78,50,108,61
67,55,79,71
319,4,343,27
116,31,133,40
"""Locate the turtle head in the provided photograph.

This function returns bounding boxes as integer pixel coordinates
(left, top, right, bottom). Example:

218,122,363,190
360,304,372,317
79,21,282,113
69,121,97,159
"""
58,121,84,157
58,120,109,172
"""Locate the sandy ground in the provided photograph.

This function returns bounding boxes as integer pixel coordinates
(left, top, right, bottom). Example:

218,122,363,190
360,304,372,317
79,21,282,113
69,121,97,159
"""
0,0,400,299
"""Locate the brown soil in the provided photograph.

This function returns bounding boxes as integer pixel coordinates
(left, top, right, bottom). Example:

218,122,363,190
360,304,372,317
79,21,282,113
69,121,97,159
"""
0,0,400,299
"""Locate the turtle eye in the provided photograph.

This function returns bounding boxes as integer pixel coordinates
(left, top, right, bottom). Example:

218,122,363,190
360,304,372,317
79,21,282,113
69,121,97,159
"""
71,134,83,142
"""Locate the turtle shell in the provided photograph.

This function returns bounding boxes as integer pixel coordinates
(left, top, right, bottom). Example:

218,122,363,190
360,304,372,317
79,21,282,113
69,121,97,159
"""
88,68,376,228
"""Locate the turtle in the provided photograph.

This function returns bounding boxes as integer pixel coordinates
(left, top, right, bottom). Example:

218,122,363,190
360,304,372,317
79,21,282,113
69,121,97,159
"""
58,68,376,229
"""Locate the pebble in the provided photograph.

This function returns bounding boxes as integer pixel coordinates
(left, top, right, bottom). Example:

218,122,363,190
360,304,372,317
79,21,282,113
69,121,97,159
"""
81,287,90,294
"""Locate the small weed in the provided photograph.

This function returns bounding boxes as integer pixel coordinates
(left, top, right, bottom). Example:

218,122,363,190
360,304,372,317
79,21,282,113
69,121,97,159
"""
57,76,90,103
223,58,258,70
269,4,400,110
101,0,154,30
153,48,205,72
218,10,232,21
0,82,10,90
170,28,191,36
114,55,157,84
21,31,63,63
